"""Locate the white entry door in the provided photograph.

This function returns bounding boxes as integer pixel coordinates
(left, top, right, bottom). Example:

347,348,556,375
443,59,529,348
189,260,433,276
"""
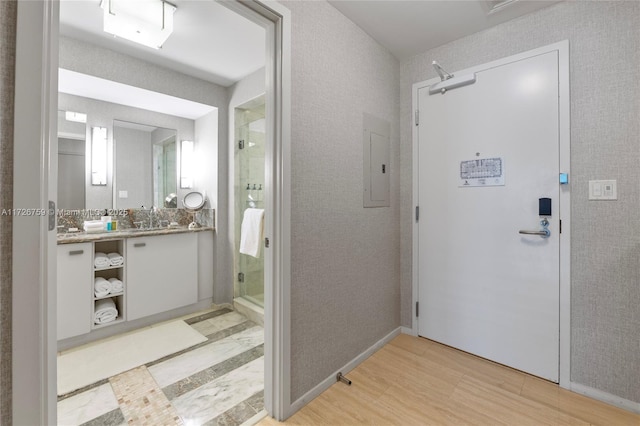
416,50,562,382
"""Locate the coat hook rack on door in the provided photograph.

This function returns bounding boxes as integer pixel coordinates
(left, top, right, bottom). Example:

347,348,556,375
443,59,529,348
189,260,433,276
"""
429,61,477,95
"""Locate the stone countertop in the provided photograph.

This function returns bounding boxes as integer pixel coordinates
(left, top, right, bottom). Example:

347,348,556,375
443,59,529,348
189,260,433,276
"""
57,226,214,245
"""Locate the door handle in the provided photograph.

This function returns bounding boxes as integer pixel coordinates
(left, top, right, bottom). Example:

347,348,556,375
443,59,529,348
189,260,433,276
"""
519,229,550,237
519,219,550,238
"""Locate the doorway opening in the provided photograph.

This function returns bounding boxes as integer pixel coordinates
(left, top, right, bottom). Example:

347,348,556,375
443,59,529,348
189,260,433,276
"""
12,0,291,423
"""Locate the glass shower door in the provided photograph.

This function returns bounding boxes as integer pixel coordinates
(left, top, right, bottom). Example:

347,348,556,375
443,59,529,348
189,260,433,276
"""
234,97,265,307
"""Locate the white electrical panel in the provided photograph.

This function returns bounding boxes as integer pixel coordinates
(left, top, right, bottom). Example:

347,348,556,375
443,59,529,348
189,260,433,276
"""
588,180,617,200
363,113,390,208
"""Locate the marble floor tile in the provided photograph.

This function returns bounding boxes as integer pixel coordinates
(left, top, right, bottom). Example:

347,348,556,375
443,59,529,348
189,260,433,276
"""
162,345,264,400
184,308,233,325
204,320,256,342
226,326,264,348
172,357,265,425
58,309,265,426
110,366,182,425
148,327,263,388
191,311,248,336
57,383,119,426
81,408,125,426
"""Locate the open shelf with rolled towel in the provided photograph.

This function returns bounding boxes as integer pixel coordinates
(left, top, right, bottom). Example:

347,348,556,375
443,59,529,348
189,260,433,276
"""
92,240,126,329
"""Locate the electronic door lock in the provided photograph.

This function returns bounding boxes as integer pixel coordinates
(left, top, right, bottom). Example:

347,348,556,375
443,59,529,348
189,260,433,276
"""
539,198,551,216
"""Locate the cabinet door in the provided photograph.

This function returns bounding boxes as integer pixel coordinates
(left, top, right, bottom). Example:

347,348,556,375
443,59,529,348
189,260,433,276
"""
57,243,92,340
126,233,198,321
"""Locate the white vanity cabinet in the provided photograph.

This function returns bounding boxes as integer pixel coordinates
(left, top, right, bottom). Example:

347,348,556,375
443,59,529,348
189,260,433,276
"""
57,243,92,340
126,233,198,321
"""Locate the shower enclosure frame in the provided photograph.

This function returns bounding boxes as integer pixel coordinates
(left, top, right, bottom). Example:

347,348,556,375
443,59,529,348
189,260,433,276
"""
233,95,266,308
12,0,292,424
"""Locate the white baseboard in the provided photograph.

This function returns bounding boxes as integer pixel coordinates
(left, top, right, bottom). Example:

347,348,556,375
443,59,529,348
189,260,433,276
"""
288,327,401,416
570,382,640,414
401,326,417,336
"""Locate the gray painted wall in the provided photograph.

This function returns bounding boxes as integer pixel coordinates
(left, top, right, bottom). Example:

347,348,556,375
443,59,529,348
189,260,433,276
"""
283,1,401,402
399,1,640,403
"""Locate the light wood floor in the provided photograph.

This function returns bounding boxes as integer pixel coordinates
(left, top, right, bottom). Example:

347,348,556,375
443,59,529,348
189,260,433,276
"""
258,334,639,425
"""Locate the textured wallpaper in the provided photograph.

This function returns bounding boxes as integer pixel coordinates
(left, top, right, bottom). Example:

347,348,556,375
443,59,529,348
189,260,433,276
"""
400,1,640,404
0,1,16,423
282,1,401,403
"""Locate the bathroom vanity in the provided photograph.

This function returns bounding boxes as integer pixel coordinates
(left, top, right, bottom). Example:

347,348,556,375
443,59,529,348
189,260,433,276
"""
57,227,214,342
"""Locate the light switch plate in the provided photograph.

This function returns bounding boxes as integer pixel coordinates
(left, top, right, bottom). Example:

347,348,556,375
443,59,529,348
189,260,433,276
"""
589,180,617,200
119,190,128,199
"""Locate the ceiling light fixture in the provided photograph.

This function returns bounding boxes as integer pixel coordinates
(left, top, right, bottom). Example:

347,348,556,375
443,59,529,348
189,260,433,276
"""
100,0,177,50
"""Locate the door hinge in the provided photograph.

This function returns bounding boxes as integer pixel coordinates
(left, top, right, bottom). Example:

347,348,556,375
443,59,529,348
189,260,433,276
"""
559,219,562,234
415,110,419,126
238,272,245,283
48,200,56,231
416,301,419,317
238,139,245,150
415,206,419,222
265,237,270,248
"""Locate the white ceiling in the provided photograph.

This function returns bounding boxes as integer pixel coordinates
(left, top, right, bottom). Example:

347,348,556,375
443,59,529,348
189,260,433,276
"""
58,0,561,96
59,0,266,87
328,0,561,60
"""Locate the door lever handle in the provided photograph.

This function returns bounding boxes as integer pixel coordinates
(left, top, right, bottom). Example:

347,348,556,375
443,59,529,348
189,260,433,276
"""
519,229,550,238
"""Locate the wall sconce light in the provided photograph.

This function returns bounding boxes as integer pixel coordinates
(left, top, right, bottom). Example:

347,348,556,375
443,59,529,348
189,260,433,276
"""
101,0,177,50
181,140,194,189
65,111,87,123
91,127,108,186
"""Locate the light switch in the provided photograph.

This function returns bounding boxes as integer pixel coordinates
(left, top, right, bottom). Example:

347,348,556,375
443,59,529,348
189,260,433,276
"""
589,180,617,200
119,190,128,199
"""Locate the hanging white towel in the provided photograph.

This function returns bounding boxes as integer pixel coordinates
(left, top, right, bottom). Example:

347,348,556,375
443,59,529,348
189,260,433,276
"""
94,277,112,298
94,252,110,269
108,252,124,266
239,208,265,258
94,298,118,324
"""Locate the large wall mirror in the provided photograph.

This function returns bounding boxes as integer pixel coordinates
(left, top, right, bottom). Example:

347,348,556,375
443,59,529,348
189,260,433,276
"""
113,120,177,209
58,69,218,212
57,110,87,210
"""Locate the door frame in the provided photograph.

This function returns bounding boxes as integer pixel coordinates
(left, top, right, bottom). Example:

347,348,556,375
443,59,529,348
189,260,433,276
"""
12,0,292,424
411,41,570,388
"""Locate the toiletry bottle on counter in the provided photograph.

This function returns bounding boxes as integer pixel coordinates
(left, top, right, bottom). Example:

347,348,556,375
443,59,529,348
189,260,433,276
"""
102,210,112,231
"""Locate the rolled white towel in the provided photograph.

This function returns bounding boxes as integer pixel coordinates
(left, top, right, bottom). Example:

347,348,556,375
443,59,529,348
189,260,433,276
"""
84,220,104,234
107,252,124,266
94,252,110,269
94,277,112,298
94,298,118,324
108,277,123,293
